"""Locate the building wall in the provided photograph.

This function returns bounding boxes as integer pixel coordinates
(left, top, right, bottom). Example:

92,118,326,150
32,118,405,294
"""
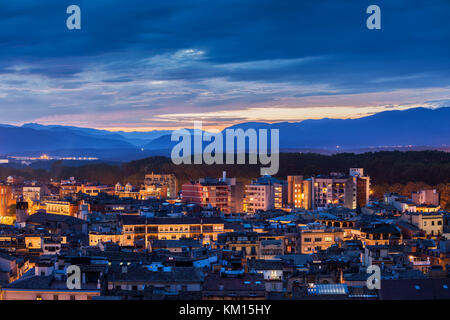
287,175,303,208
182,182,231,213
312,177,353,209
412,190,440,206
0,185,14,217
122,221,226,247
300,229,343,254
411,214,444,236
1,290,99,300
45,201,78,216
244,184,272,213
89,233,123,246
144,173,177,198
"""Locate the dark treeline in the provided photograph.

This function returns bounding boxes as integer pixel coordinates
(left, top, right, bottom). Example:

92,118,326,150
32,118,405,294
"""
0,151,448,186
0,151,449,207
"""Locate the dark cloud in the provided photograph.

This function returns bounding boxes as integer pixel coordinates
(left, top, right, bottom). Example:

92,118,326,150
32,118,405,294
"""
0,0,448,127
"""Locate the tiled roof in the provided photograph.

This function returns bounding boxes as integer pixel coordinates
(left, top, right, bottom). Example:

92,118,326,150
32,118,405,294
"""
247,259,283,270
381,279,450,300
108,266,203,282
4,274,54,290
203,272,265,292
26,212,85,225
120,215,225,226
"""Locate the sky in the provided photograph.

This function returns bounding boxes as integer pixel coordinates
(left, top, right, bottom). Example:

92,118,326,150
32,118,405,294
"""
0,0,449,130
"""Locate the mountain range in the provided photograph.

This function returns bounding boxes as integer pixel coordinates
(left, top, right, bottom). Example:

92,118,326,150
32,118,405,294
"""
0,107,449,161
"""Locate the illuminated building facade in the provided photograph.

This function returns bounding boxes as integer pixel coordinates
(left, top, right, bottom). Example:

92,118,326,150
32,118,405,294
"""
287,175,313,209
182,179,231,213
412,189,440,206
349,168,371,208
144,173,177,199
311,174,354,209
44,200,78,217
244,176,284,214
0,185,14,217
120,216,228,248
299,225,344,254
403,212,444,236
216,231,260,259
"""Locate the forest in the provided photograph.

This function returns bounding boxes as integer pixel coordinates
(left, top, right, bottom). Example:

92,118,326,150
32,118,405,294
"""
0,151,449,209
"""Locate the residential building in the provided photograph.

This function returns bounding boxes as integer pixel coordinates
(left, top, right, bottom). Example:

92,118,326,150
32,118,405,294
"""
120,216,227,248
203,272,266,300
412,189,440,206
0,184,14,217
299,225,344,254
349,168,371,208
144,173,177,199
217,231,260,259
247,259,284,292
244,175,284,214
182,178,231,213
104,266,203,294
402,212,444,236
44,200,79,217
311,173,354,209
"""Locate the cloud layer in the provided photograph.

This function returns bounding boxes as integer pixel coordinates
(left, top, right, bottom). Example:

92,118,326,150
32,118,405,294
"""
0,0,449,130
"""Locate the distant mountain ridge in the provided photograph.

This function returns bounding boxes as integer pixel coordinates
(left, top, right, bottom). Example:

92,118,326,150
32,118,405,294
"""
0,107,448,160
141,107,450,150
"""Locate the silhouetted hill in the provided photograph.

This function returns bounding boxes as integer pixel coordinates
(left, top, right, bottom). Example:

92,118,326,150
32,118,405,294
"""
1,107,449,158
141,107,450,151
0,127,135,154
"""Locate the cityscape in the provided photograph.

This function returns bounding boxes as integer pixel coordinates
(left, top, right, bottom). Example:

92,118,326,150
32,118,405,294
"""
0,160,449,300
0,0,449,309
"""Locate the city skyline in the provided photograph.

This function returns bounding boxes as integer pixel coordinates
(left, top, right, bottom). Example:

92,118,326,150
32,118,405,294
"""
1,0,450,306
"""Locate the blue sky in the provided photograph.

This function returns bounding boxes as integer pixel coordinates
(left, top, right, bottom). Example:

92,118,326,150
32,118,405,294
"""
0,0,449,130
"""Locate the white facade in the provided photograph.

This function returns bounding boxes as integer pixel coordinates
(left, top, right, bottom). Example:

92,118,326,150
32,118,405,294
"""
244,184,273,213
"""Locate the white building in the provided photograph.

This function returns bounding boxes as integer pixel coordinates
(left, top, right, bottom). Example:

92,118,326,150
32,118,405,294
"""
244,176,284,214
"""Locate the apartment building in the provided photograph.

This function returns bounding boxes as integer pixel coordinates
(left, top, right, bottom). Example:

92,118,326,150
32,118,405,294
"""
220,172,244,214
412,189,440,206
182,178,231,213
81,184,114,196
0,185,14,217
402,212,444,236
349,168,371,208
144,173,177,199
23,186,45,202
120,216,228,248
244,175,284,214
360,223,403,246
105,266,203,294
216,231,260,259
44,200,78,217
311,173,354,209
287,175,312,209
1,257,103,300
299,225,344,254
